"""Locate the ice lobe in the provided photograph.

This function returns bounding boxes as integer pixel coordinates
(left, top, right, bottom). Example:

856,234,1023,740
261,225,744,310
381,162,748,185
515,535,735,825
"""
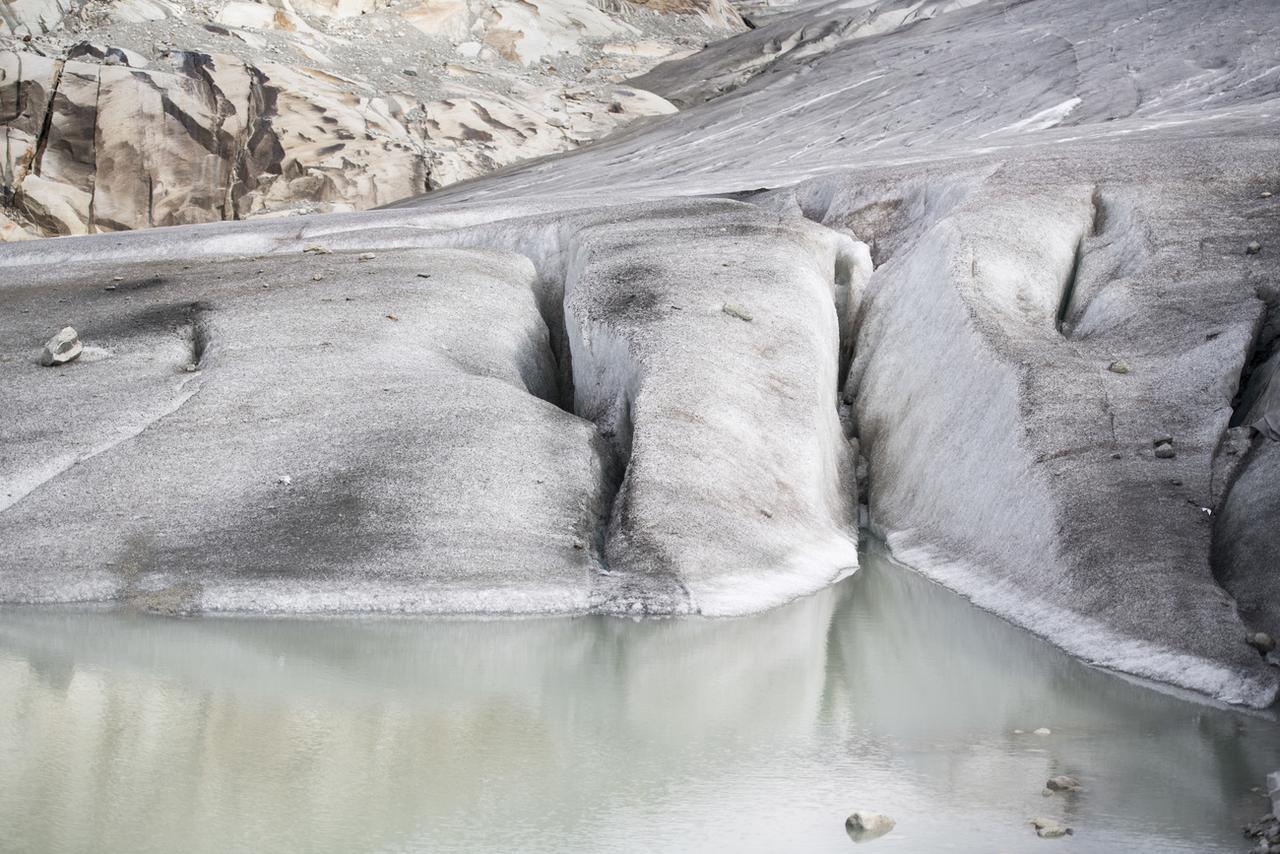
0,200,861,617
563,205,860,614
0,248,611,613
836,172,1278,707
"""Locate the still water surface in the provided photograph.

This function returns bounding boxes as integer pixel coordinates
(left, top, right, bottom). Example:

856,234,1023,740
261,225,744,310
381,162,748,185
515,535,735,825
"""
1,546,1276,853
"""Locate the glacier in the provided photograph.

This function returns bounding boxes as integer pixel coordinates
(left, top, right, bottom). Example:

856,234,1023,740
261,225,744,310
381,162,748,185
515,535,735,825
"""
2,0,1279,707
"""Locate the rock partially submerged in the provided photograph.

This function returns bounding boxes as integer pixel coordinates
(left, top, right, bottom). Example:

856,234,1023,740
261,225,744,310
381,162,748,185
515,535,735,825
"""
1246,777,1280,854
1031,817,1072,839
1044,775,1081,794
845,811,895,843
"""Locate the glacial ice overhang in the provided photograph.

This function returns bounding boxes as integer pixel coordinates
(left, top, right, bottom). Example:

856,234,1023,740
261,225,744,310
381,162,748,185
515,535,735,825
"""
2,0,1279,708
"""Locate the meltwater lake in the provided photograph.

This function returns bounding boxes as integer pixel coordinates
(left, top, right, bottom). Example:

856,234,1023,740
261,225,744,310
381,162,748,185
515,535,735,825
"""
1,545,1275,853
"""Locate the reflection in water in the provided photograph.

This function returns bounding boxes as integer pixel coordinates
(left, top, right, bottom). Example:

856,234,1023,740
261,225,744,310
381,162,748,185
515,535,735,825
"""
0,545,1275,853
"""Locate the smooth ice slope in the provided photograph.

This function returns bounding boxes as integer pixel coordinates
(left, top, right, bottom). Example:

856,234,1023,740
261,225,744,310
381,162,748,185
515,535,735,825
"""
0,200,860,617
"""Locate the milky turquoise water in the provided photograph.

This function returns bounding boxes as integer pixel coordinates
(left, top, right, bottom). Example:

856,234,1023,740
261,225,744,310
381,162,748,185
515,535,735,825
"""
1,545,1275,853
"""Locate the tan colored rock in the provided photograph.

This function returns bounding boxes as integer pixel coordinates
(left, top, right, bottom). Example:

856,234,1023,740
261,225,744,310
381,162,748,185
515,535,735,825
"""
620,0,743,30
484,0,636,66
600,40,680,59
1,0,740,239
0,51,59,189
57,51,267,233
106,0,181,24
280,0,388,18
419,96,565,186
607,86,678,116
17,174,90,235
34,60,100,217
402,0,473,41
0,0,77,35
216,2,317,33
244,62,430,214
0,210,38,241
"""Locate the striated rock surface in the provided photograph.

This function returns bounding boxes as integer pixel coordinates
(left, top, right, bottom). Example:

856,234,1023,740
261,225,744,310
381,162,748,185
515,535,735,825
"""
0,0,741,237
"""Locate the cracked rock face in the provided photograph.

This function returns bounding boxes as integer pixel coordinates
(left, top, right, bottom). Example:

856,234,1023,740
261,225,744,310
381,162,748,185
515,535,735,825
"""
0,0,742,237
1,0,1279,709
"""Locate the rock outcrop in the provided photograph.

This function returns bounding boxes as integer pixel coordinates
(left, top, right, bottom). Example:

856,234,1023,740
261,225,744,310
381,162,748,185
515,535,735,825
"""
0,0,741,237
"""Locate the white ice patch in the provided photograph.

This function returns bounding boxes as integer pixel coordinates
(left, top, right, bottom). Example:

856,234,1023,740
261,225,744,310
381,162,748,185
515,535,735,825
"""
981,97,1082,137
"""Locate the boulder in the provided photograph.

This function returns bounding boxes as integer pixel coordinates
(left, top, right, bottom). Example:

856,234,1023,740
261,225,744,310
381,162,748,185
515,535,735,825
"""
1248,633,1276,655
1045,775,1081,792
0,0,77,35
38,327,81,366
1031,817,1072,838
845,811,895,842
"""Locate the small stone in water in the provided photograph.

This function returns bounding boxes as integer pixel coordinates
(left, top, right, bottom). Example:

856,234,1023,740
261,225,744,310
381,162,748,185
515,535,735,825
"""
359,253,377,261
722,303,753,322
1031,817,1072,838
1034,727,1052,736
845,810,895,842
1046,775,1081,792
1247,242,1262,255
1107,360,1130,374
